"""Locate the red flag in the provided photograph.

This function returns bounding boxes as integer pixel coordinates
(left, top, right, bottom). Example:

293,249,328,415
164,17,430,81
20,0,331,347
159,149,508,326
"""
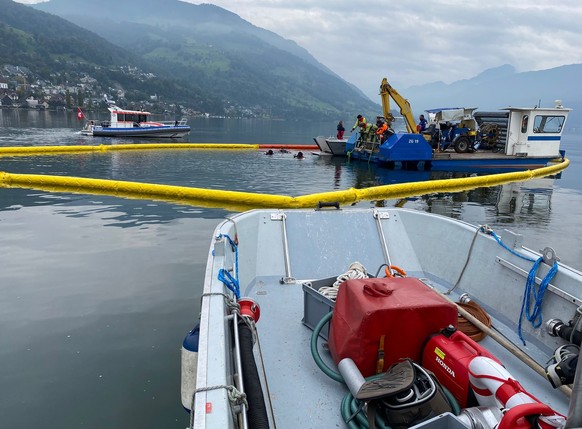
77,107,85,121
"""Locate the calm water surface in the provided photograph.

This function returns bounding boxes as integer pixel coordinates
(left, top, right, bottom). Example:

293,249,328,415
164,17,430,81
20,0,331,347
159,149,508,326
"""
1,110,581,428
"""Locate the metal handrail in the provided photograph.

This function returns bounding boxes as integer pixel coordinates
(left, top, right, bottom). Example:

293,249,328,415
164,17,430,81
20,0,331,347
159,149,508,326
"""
230,312,249,429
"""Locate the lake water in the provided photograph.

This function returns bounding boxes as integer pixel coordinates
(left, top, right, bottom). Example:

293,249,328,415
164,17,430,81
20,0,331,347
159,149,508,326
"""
1,109,581,428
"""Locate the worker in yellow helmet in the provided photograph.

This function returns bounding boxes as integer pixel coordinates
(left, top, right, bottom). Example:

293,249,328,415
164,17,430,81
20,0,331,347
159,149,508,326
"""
351,114,374,142
351,114,366,132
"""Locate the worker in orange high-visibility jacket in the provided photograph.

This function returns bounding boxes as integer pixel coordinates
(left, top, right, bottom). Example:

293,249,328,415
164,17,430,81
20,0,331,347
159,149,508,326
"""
376,117,396,144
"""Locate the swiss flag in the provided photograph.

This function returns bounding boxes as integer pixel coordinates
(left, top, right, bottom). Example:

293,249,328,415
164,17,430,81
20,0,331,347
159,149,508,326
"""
77,107,85,120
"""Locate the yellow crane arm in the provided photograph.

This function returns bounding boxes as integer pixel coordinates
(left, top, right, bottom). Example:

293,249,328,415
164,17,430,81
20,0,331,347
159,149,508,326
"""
379,78,417,133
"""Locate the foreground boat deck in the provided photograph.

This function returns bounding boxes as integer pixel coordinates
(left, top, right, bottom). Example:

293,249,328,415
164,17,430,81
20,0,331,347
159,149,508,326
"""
193,208,578,428
250,275,343,426
248,274,569,427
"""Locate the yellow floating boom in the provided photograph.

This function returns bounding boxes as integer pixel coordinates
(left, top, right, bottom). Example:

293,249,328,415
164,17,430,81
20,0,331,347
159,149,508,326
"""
0,146,569,210
0,143,259,157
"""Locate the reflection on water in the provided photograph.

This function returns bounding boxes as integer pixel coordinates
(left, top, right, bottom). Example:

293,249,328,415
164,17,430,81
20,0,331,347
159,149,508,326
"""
416,178,554,224
495,180,553,218
1,186,230,228
0,111,581,429
0,202,217,428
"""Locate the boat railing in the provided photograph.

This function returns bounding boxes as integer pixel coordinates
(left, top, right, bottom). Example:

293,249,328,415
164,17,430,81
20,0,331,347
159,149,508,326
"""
157,118,189,126
82,119,108,128
116,119,189,128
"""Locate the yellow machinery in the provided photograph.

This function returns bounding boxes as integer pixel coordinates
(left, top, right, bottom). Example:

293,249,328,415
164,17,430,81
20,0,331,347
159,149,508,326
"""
379,78,418,134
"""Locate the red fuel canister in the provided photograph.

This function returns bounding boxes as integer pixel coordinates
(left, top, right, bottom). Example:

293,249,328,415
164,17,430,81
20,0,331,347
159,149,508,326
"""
328,277,458,378
422,328,501,408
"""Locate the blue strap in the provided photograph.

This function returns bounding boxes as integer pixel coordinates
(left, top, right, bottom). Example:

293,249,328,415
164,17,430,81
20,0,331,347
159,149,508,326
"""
216,234,240,299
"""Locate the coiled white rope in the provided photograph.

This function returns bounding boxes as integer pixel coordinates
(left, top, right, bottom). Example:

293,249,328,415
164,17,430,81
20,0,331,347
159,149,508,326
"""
318,262,368,301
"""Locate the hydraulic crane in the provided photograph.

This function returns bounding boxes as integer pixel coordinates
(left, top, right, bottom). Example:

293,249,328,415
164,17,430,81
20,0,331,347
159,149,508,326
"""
379,78,418,134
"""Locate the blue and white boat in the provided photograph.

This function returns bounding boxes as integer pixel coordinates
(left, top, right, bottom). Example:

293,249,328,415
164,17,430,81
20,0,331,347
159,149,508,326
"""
346,102,569,172
181,206,582,429
81,105,190,138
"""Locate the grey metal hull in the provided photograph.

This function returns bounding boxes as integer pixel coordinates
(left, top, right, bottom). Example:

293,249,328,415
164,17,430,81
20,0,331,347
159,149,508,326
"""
313,136,347,156
190,208,581,428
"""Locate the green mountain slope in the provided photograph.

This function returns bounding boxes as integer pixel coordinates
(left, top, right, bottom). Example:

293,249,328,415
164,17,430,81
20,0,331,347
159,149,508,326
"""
33,0,379,119
0,0,223,112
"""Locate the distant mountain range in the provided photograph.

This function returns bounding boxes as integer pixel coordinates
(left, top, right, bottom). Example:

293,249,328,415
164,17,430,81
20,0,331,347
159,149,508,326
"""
403,64,582,127
28,0,379,119
2,0,580,126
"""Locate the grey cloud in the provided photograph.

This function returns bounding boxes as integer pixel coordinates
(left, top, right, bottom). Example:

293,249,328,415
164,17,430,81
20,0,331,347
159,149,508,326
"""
16,0,582,100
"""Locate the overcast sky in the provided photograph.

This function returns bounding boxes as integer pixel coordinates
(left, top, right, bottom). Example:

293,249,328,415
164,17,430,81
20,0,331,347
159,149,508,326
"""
16,0,582,100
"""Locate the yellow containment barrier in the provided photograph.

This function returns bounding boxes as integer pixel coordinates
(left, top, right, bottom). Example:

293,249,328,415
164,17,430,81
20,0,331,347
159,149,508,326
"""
0,143,258,157
0,144,570,211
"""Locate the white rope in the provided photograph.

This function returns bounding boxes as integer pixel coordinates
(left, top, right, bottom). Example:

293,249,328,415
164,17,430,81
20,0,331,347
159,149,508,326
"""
201,292,240,313
189,385,248,428
318,262,368,301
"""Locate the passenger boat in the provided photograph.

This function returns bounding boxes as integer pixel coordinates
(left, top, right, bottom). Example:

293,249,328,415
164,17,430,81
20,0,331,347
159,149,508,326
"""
181,206,582,428
81,105,190,138
313,135,348,156
346,102,570,172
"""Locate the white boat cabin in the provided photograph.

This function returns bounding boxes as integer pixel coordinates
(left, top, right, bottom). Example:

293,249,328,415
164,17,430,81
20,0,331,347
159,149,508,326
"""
424,102,570,158
105,106,156,128
504,101,569,157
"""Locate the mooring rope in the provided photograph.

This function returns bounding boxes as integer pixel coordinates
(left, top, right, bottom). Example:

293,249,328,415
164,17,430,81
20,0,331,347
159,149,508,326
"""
318,262,368,301
482,226,559,345
483,226,536,263
518,257,559,345
216,233,240,299
189,384,248,428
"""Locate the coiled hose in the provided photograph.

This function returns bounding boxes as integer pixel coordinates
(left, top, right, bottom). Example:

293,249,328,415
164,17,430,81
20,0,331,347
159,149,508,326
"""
310,312,461,428
457,300,491,342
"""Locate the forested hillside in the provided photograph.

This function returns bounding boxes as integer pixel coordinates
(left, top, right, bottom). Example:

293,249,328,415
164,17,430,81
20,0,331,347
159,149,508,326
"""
0,0,225,113
32,0,379,119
